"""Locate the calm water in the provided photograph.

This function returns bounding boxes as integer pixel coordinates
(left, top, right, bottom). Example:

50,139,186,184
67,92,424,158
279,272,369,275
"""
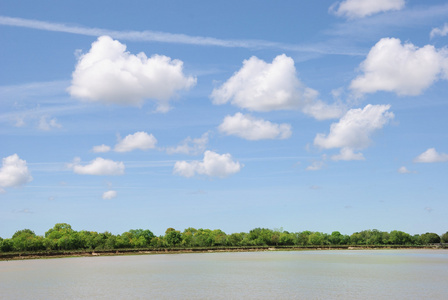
0,249,447,299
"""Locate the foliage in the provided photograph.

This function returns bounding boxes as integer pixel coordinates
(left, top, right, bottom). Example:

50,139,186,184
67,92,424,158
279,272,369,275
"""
442,232,448,243
419,232,441,244
0,238,13,252
0,223,445,253
8,229,45,252
165,228,182,247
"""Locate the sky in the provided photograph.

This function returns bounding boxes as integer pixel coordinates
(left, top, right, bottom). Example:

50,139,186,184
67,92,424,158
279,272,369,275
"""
1,0,448,238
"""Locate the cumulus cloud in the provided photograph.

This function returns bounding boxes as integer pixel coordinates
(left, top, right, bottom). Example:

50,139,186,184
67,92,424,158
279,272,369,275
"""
166,132,209,155
69,157,125,175
218,113,292,141
38,116,62,131
331,0,405,19
68,36,196,111
413,148,448,163
314,104,394,160
102,190,117,200
430,23,448,39
350,38,448,96
114,131,157,152
210,54,343,120
0,154,33,188
174,150,242,178
92,144,111,153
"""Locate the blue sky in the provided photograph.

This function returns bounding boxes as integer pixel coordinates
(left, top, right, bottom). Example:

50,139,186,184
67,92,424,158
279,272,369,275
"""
1,0,448,238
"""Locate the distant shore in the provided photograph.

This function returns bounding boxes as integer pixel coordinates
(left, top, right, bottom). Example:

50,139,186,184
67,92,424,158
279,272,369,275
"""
1,245,445,261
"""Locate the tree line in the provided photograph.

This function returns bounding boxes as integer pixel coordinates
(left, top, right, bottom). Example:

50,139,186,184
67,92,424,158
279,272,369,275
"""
1,223,447,253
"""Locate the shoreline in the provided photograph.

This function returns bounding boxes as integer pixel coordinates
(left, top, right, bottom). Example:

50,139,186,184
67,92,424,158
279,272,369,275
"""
1,245,445,261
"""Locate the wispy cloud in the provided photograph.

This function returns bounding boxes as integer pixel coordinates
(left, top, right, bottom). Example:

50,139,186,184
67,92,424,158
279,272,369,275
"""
326,3,448,40
12,208,34,214
0,80,69,104
430,23,448,38
0,15,360,55
0,80,91,129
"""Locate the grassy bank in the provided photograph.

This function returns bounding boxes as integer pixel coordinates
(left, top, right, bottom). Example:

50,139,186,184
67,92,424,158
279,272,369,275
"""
1,245,444,261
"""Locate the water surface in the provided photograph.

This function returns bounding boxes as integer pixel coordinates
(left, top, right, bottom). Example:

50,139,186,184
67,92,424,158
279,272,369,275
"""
1,249,447,299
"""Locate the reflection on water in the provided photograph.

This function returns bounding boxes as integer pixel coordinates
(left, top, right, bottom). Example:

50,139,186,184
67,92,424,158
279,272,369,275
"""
1,249,447,299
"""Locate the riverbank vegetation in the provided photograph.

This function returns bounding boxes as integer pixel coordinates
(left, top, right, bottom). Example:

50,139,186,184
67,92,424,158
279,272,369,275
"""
1,224,447,255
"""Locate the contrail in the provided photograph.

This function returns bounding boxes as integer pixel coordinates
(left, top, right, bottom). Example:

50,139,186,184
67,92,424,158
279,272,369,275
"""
0,15,360,55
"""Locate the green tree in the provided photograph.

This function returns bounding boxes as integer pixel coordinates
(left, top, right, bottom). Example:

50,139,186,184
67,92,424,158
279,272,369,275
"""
181,228,197,247
165,228,182,247
227,232,244,246
389,230,412,245
117,232,133,248
0,238,13,252
11,229,35,251
11,229,45,252
210,229,227,246
44,223,79,250
270,232,280,246
308,232,326,245
279,232,295,246
103,234,117,249
78,231,100,250
45,223,73,237
441,231,448,243
193,229,214,247
296,231,312,246
128,229,155,246
248,228,274,246
419,232,441,245
329,231,344,245
150,236,165,248
350,232,362,245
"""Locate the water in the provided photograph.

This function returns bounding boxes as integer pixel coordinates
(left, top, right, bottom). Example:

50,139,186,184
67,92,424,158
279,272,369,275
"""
1,249,447,299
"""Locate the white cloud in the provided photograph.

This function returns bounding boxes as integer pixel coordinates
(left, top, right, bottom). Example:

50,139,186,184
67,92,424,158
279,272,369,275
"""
314,104,394,160
210,54,342,120
114,131,157,152
38,116,62,131
302,100,346,121
166,132,209,155
92,144,111,153
0,154,33,188
68,36,196,111
430,23,448,39
413,148,448,163
306,160,326,171
306,155,328,171
218,113,292,141
398,166,416,174
102,190,117,200
69,157,125,175
15,117,26,127
331,0,405,19
331,148,365,161
350,38,448,96
174,150,242,178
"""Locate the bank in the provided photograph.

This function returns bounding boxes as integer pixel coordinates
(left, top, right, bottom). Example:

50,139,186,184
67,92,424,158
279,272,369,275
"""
1,244,446,261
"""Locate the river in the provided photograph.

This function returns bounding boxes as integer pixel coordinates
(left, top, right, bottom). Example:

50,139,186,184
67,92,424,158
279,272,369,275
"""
0,249,447,299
